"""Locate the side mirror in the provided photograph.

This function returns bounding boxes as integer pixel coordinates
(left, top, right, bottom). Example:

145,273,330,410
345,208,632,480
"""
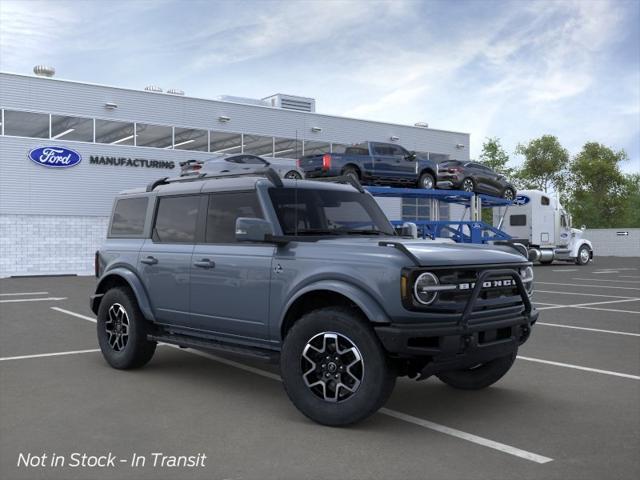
406,151,417,161
235,217,273,242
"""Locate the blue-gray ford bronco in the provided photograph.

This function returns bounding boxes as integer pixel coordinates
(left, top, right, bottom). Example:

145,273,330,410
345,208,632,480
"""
91,168,537,426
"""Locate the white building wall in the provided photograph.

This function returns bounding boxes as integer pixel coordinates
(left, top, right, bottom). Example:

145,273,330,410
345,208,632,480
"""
1,215,108,276
585,228,640,257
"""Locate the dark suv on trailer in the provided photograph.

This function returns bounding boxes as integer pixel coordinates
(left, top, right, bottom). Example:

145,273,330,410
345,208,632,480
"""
91,169,537,426
437,160,516,199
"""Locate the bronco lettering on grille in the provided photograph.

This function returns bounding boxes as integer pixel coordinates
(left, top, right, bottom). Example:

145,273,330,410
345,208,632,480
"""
458,279,514,290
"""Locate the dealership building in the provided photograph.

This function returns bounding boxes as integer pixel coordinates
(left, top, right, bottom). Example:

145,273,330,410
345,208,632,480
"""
0,70,470,277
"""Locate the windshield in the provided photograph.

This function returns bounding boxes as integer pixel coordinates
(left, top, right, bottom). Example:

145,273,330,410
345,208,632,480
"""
269,188,396,236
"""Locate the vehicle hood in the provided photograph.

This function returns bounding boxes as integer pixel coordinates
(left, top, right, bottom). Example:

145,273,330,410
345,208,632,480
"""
312,237,527,266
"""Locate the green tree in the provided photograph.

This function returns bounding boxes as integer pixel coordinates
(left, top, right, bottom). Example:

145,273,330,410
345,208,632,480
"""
619,174,640,227
515,135,569,193
566,142,629,228
479,137,514,177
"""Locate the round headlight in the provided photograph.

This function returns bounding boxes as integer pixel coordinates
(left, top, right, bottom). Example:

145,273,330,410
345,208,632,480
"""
414,272,440,305
520,266,534,296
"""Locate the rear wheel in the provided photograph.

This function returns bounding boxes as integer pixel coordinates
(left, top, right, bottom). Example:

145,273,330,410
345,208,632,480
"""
576,245,591,265
418,172,435,190
436,350,516,390
341,166,360,183
97,287,156,369
280,307,396,426
502,187,515,200
284,170,302,180
461,177,475,192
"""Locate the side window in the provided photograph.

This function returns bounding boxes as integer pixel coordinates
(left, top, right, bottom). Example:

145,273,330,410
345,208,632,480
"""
153,196,200,243
373,144,392,156
110,197,149,237
541,196,550,206
510,215,527,226
205,192,263,244
561,215,567,227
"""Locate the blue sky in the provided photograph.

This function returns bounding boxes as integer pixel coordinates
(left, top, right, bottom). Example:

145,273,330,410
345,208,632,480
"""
1,0,638,172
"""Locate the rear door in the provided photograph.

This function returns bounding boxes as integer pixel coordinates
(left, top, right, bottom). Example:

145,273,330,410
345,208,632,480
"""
138,194,202,326
189,191,274,342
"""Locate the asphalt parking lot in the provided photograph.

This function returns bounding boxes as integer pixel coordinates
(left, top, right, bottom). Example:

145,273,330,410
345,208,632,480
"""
1,256,639,480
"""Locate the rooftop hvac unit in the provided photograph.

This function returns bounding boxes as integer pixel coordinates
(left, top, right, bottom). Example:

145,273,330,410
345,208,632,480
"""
262,94,316,113
144,85,163,93
167,88,185,95
33,65,55,77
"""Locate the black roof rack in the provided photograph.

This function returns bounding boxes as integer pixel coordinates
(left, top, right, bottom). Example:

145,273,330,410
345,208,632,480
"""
146,167,283,192
310,175,365,193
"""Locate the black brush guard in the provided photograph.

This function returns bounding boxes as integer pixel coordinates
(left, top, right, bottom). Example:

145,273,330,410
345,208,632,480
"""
375,268,536,379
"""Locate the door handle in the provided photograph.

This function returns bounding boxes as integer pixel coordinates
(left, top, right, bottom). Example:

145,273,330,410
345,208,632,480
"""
193,259,216,269
140,256,158,265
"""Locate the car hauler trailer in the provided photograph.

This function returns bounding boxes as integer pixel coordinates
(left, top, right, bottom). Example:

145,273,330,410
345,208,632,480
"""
493,190,593,265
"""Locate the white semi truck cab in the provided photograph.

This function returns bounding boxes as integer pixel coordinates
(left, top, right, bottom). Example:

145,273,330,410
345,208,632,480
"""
493,190,593,265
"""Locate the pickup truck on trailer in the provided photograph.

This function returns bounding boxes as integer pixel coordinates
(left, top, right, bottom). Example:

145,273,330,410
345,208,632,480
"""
91,168,537,426
299,141,439,189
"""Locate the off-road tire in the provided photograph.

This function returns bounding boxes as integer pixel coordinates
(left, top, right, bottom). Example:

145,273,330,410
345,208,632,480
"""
418,172,435,190
97,287,156,369
436,350,516,390
280,307,396,426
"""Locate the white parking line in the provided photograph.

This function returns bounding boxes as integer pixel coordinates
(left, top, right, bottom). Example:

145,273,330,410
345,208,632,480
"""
537,322,640,337
0,291,49,296
551,269,578,272
536,298,640,311
0,349,100,362
537,282,640,291
174,346,552,464
619,275,640,279
51,307,96,323
517,356,640,380
0,297,67,303
572,278,640,284
574,306,640,315
592,270,619,274
536,290,637,299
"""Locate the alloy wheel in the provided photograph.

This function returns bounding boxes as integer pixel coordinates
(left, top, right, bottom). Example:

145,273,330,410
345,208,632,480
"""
580,247,590,263
301,332,364,402
105,303,130,352
462,179,474,192
503,189,514,200
285,171,302,180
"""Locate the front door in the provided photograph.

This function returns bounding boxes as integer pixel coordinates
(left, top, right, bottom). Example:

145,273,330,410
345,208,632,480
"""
138,194,202,326
189,191,274,342
372,143,415,182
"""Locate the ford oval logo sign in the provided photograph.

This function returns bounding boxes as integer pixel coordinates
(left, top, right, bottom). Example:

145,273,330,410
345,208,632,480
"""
28,146,82,168
514,195,530,206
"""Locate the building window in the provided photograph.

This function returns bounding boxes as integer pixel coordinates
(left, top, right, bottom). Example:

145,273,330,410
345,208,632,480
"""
173,127,208,151
210,131,242,154
273,137,302,158
402,199,430,221
243,134,273,156
135,123,173,148
153,195,200,243
51,114,93,142
95,119,135,145
3,110,49,138
303,140,330,156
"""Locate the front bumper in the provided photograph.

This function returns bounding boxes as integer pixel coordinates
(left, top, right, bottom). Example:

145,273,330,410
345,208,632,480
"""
376,267,537,376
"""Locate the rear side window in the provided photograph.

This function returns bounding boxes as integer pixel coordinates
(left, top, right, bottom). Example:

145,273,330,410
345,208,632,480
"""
510,215,527,226
110,197,148,237
541,196,550,206
153,196,200,243
206,192,263,244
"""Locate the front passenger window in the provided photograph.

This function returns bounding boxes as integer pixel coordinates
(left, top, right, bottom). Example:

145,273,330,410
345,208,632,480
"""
206,192,263,244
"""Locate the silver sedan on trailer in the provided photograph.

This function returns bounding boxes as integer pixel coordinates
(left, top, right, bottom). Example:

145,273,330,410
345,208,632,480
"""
180,154,305,179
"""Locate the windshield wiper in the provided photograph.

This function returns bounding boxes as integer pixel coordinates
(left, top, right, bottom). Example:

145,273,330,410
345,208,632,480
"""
291,229,343,236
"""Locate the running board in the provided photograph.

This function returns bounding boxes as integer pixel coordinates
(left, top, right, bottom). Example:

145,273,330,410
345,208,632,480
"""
148,333,279,363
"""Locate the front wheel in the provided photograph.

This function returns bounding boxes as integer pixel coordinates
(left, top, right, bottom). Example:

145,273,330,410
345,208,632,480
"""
97,287,156,369
284,170,302,180
436,350,516,390
576,245,591,265
280,307,396,426
342,167,360,183
418,172,435,190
